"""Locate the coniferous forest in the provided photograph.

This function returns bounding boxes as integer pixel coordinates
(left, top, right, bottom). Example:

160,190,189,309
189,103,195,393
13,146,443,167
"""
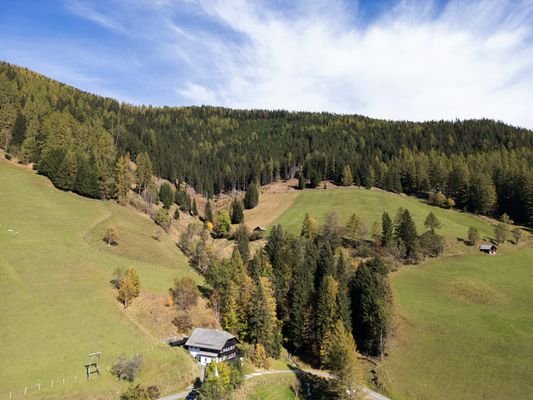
1,61,533,227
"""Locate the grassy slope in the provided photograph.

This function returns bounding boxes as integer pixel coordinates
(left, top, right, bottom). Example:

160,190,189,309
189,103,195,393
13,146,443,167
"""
0,159,200,399
271,187,533,400
233,375,298,400
384,249,533,400
273,187,494,241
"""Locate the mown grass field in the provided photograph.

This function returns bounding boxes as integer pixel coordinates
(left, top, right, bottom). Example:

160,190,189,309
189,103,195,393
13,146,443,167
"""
383,249,533,400
270,187,533,400
273,187,495,242
0,159,201,399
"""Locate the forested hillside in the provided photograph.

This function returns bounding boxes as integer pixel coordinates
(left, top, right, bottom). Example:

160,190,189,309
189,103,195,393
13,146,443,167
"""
1,61,532,226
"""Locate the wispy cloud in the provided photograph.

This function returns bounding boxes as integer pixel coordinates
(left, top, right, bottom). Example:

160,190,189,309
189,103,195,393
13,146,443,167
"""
6,0,533,128
168,0,533,128
65,0,125,33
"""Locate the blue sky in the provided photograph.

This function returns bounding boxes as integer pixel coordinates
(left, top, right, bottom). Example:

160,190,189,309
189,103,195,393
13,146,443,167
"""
1,0,532,128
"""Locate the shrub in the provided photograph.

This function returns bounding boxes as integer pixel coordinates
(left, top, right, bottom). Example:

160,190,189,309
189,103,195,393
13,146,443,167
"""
172,312,193,333
104,227,119,246
419,231,445,257
154,208,171,230
111,267,125,289
172,277,199,309
120,384,159,400
111,355,143,382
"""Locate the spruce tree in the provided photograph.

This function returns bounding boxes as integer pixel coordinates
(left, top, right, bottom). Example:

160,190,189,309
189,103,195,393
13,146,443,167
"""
192,198,198,216
287,242,316,352
350,257,392,357
298,174,306,190
75,156,99,198
56,150,77,190
248,277,282,358
205,199,214,222
396,209,419,261
159,183,174,209
235,223,250,262
244,182,259,209
231,198,244,224
336,252,352,332
315,275,339,357
382,212,394,248
321,211,341,249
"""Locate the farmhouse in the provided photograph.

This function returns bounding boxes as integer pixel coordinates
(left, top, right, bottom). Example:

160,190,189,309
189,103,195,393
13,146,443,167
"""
479,244,497,254
185,328,238,365
254,226,267,232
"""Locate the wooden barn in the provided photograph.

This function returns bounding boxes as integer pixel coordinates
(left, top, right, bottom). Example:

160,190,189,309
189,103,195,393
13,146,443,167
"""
479,244,497,254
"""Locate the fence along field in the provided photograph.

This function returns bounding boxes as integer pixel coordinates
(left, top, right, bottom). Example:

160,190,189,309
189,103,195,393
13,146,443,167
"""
0,158,200,399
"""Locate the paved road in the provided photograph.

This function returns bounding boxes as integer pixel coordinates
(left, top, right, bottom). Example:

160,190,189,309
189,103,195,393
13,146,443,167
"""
158,368,391,400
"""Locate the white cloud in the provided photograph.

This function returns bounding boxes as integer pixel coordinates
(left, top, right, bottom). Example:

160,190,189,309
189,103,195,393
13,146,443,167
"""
172,0,533,128
61,0,533,128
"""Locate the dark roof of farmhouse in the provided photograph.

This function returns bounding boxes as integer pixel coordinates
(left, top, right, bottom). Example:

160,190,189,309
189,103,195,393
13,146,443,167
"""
185,328,235,351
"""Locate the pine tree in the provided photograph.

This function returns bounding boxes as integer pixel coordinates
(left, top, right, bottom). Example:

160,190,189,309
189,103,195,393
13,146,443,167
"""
244,182,260,209
231,198,244,224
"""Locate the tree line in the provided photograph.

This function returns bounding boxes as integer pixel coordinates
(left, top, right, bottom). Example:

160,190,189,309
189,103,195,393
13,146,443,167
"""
184,206,445,395
1,61,532,226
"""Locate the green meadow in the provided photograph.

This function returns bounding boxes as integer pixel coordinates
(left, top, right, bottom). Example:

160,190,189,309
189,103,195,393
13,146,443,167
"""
384,249,533,400
273,187,494,241
272,187,533,400
0,159,200,399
